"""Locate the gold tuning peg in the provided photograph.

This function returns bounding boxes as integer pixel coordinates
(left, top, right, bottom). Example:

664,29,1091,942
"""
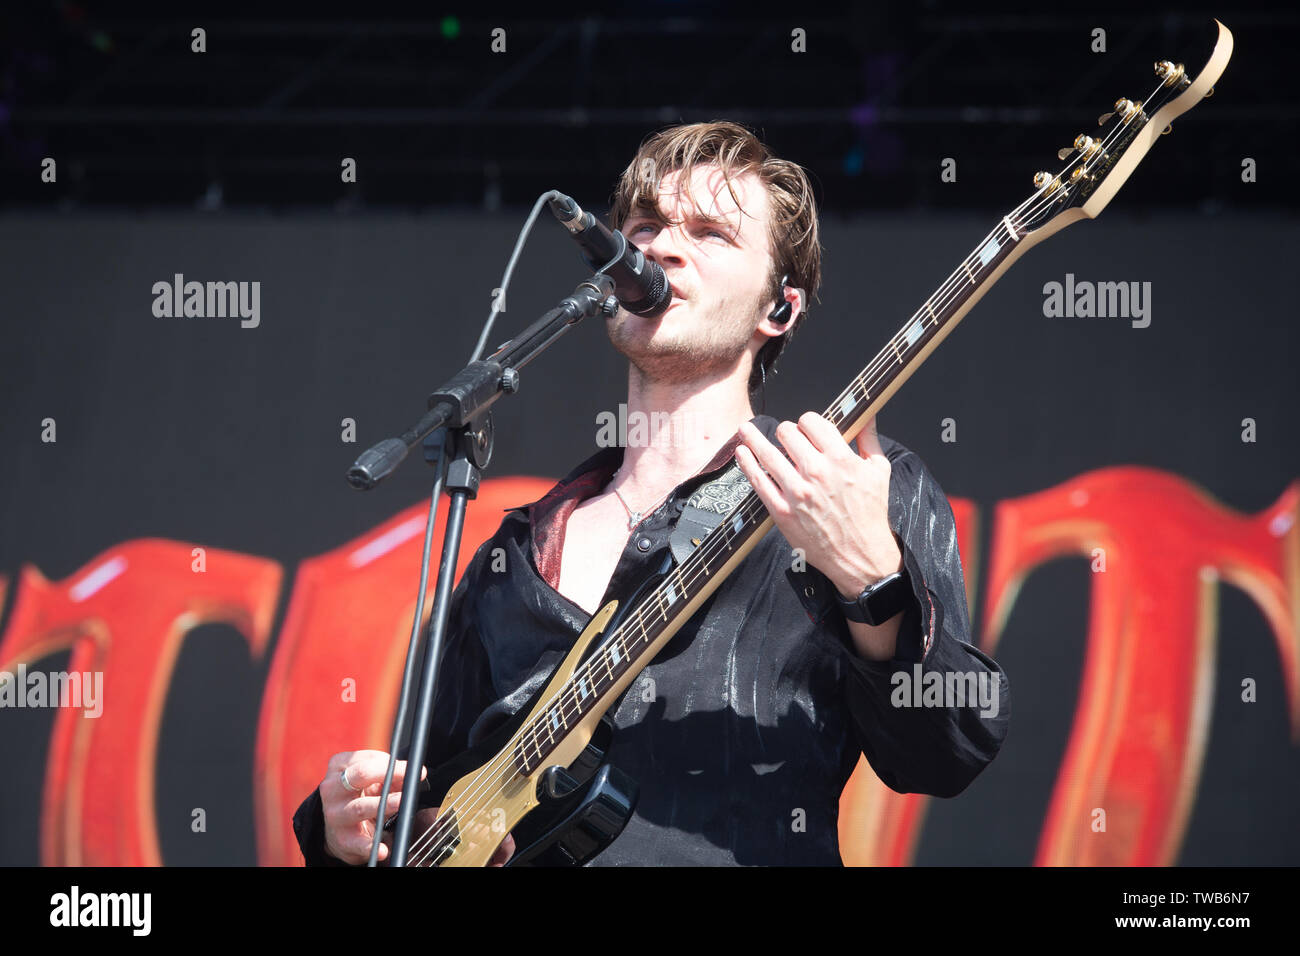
1154,60,1188,87
1059,134,1097,161
1112,98,1139,124
1033,171,1060,194
1204,86,1215,98
1097,111,1114,126
1161,123,1173,135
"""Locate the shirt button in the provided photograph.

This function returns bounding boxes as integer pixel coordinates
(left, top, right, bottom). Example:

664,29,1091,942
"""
636,536,652,552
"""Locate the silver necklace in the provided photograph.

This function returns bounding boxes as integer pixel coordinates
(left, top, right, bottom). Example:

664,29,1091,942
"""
609,467,671,530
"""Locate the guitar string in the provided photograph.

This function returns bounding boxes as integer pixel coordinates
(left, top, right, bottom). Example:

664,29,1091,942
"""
404,75,1177,866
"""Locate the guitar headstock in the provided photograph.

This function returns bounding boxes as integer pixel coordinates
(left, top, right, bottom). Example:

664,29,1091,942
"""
1011,19,1233,245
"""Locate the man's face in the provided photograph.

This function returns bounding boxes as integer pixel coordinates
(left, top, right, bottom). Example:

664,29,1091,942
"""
608,163,775,385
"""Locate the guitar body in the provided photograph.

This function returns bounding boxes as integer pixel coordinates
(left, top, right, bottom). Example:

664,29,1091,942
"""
505,749,639,866
408,598,640,867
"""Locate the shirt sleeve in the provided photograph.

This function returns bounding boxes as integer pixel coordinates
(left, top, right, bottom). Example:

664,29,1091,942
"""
291,539,497,866
785,445,1010,798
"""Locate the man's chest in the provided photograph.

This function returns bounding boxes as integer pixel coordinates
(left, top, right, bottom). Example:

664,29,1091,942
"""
555,496,637,616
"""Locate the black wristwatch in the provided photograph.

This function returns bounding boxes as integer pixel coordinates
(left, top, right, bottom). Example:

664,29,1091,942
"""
835,566,912,626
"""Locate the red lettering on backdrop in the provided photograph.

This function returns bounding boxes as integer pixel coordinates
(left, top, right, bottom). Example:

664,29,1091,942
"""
982,468,1300,865
3,469,1296,866
253,480,554,866
0,541,281,865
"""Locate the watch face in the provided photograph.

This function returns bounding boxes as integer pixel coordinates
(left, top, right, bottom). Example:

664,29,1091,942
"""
863,571,908,626
836,570,910,625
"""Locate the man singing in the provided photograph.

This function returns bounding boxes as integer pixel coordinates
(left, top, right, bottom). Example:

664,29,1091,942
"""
293,120,1010,866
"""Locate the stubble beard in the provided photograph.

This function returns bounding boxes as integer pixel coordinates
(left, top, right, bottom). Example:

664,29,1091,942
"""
607,293,759,387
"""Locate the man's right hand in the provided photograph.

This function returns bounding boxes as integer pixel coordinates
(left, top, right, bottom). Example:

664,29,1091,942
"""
321,750,426,865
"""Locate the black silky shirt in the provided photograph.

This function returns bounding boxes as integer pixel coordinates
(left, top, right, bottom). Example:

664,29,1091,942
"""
293,414,1010,866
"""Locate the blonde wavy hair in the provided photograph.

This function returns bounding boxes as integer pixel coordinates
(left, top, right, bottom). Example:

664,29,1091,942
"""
607,121,822,392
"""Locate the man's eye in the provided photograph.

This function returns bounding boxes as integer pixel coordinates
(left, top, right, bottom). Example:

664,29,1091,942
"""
628,222,724,241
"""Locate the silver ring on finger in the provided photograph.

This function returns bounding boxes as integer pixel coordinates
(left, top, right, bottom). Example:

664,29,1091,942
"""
341,766,361,793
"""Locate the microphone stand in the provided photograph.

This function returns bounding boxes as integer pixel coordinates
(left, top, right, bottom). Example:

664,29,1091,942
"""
347,271,619,867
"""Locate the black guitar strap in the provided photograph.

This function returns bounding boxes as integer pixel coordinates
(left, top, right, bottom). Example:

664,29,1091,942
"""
667,461,753,565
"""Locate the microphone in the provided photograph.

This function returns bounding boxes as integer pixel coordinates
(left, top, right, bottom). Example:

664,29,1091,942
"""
547,192,673,318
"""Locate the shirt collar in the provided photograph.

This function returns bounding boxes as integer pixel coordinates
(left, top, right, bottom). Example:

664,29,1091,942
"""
508,412,783,521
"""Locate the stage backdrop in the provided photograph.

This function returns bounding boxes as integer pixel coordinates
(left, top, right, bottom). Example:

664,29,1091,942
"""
0,209,1296,865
